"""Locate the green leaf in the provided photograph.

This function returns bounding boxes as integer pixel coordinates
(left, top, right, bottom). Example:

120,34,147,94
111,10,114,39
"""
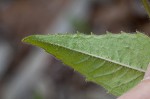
22,32,150,96
142,0,150,18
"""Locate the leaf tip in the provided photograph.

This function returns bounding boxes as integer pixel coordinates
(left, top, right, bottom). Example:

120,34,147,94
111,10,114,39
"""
21,37,29,43
22,36,31,43
22,35,38,44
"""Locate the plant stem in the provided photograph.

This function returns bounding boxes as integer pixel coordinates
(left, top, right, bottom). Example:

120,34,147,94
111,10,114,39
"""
142,0,150,18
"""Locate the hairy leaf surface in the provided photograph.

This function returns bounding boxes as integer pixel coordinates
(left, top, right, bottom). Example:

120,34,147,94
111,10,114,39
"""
22,32,150,96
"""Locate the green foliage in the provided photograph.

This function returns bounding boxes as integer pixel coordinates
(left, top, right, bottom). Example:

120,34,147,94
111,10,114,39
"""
22,32,150,96
142,0,150,17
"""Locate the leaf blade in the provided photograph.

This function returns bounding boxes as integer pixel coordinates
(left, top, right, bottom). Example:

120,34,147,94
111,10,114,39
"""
22,32,150,96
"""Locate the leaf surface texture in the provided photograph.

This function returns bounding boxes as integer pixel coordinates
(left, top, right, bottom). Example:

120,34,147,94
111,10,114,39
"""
22,32,150,96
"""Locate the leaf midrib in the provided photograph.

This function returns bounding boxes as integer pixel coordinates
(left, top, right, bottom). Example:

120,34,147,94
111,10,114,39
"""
36,40,146,73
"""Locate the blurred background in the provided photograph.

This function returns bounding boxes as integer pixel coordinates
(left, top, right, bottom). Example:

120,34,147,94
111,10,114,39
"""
0,0,150,99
